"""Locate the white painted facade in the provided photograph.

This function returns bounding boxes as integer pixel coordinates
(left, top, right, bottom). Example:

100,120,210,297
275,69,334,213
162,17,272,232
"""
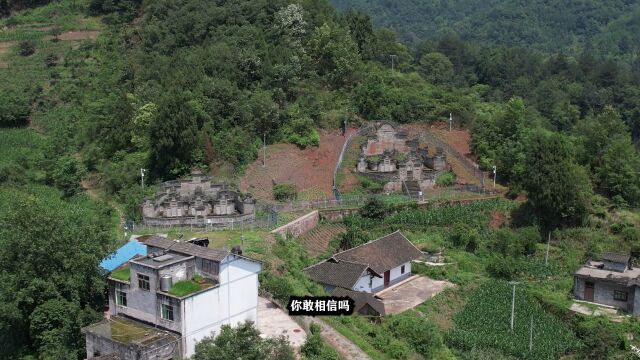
352,262,411,293
181,254,261,357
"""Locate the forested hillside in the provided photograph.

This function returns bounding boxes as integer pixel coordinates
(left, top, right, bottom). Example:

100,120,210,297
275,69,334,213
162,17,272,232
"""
331,0,640,66
2,0,640,358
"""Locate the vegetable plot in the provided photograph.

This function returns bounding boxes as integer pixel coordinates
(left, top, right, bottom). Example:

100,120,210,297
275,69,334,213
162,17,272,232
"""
446,280,580,359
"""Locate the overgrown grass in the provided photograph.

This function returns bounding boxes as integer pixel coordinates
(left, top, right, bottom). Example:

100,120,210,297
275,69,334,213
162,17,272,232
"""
168,280,202,297
110,267,130,282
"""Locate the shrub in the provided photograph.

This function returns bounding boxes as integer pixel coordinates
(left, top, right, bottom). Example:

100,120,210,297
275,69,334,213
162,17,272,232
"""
386,312,444,356
273,183,297,201
283,117,320,148
486,256,519,280
0,90,32,127
19,41,35,56
436,171,456,187
360,197,387,219
301,323,340,360
44,54,59,67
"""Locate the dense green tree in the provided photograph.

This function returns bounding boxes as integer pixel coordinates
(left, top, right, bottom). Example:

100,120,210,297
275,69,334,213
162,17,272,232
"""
595,137,640,206
0,186,114,358
307,22,361,87
418,52,454,84
149,92,201,177
521,130,592,228
193,321,294,360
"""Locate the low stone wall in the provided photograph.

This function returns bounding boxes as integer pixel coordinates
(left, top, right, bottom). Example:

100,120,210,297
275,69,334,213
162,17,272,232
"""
318,208,359,222
270,210,319,238
143,212,255,228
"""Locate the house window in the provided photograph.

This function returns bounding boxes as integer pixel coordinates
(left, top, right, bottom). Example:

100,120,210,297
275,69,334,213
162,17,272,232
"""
614,290,628,301
138,274,150,291
161,303,174,321
115,290,127,307
401,265,406,274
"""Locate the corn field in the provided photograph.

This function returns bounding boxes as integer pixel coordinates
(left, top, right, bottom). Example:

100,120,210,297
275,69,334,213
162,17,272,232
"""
446,280,580,359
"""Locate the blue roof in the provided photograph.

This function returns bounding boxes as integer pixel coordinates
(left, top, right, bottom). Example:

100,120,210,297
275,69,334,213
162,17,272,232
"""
100,240,148,272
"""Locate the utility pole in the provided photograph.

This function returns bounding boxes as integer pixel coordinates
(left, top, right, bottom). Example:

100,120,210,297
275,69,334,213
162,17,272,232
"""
529,314,534,351
492,165,497,189
262,133,266,167
390,55,397,73
545,231,551,265
140,168,146,196
509,281,519,332
449,113,453,132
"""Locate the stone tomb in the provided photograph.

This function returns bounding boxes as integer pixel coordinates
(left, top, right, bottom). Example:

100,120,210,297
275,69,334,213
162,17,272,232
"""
142,170,255,227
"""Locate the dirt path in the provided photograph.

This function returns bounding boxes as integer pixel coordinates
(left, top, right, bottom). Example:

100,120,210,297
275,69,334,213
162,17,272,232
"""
316,319,371,360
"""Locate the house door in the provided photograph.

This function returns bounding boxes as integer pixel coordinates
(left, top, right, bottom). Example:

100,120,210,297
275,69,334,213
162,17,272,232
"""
384,270,390,286
585,282,595,302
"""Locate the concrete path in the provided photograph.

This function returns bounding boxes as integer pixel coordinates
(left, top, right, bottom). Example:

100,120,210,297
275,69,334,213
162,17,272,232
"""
315,319,371,360
257,297,306,348
377,276,455,314
258,297,371,359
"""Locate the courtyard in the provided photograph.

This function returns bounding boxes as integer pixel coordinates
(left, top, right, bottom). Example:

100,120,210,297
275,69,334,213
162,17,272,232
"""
376,275,455,314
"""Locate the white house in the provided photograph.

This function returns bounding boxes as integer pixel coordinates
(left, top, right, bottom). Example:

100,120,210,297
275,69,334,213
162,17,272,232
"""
304,231,422,294
82,235,262,360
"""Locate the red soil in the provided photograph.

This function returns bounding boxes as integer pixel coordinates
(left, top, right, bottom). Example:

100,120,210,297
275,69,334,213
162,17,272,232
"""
489,211,508,229
240,128,357,202
408,122,476,162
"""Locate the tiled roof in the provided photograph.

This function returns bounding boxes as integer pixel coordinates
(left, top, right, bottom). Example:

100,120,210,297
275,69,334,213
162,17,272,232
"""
332,231,422,275
331,287,385,316
139,235,228,262
304,260,369,289
602,252,630,264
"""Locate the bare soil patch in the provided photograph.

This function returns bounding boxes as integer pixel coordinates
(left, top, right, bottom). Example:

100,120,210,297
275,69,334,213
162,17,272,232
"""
54,30,100,41
489,210,508,229
240,129,355,202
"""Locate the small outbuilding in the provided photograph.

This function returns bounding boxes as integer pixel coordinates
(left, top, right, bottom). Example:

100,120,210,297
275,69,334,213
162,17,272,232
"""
573,252,640,315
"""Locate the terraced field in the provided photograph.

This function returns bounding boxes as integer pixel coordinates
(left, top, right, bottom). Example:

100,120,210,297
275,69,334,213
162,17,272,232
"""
299,222,346,257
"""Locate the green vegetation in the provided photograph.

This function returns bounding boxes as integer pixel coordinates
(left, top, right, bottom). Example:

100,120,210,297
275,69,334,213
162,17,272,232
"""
435,171,456,187
301,323,341,360
168,280,203,297
446,280,580,359
110,267,130,282
194,321,295,360
331,0,640,62
273,183,298,201
3,0,640,358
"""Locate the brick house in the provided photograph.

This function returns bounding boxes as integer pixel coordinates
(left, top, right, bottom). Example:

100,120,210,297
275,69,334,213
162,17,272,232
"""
573,252,640,315
304,231,422,294
83,235,262,359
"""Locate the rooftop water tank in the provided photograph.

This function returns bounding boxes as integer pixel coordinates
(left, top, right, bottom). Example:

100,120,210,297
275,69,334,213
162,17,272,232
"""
160,275,172,292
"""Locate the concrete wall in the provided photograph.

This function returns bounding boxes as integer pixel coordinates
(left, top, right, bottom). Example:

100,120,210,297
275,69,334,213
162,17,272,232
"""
574,277,632,311
351,262,411,293
143,212,255,228
319,208,359,222
181,255,261,357
85,331,180,360
271,210,319,238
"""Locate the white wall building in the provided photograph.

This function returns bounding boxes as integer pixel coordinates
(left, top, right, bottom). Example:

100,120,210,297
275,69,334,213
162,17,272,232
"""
83,235,262,360
304,231,422,294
